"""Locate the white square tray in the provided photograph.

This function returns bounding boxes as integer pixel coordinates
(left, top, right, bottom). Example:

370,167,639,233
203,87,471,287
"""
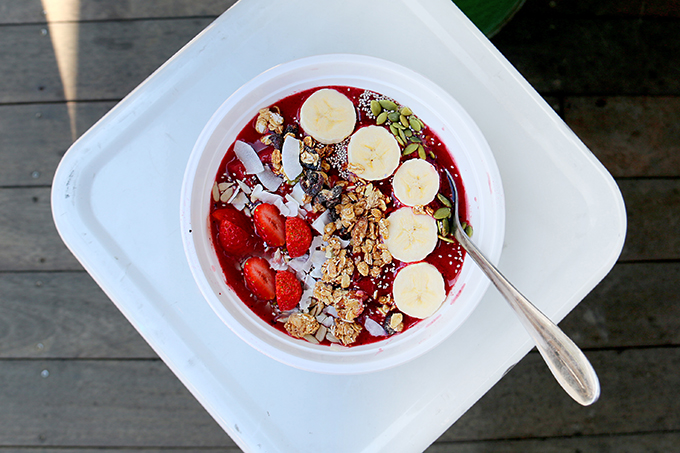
51,0,626,451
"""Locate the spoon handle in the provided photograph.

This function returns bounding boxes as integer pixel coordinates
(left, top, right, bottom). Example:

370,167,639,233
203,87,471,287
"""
453,227,600,406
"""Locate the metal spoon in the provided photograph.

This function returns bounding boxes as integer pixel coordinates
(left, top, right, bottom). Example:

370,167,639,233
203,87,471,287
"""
444,170,600,406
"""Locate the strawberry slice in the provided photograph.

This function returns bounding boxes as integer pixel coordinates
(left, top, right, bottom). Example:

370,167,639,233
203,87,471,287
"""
243,257,276,300
253,203,286,247
285,216,313,258
275,270,302,311
212,207,260,257
212,206,250,226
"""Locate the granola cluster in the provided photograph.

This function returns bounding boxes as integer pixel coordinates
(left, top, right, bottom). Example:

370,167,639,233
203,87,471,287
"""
269,123,336,179
255,107,284,135
311,282,367,345
313,283,365,321
322,181,393,282
333,320,362,346
284,312,319,339
320,237,355,289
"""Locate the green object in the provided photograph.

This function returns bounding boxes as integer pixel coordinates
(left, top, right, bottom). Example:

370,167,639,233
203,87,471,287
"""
454,0,525,37
437,193,452,207
434,207,452,219
438,234,455,243
403,143,419,155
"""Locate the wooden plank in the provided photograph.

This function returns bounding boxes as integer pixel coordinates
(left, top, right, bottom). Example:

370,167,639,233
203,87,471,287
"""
5,0,678,25
0,187,81,271
1,349,676,447
427,431,680,452
0,272,155,358
1,179,673,272
0,96,564,188
0,102,115,187
560,262,680,348
2,261,674,361
0,0,236,24
3,13,679,104
492,14,680,95
521,0,680,19
565,96,680,178
0,0,44,24
2,433,679,453
437,347,680,441
0,449,241,453
0,360,234,447
0,23,63,103
618,179,680,262
0,19,212,104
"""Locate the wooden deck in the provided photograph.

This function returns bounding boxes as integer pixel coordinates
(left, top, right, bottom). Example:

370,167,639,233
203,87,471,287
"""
1,0,678,451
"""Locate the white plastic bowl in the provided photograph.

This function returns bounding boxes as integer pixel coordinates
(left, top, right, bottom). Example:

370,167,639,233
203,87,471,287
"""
180,54,505,374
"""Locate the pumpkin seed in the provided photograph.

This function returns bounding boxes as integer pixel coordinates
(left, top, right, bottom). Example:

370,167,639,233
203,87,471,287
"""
409,116,422,131
429,151,436,159
387,112,400,122
464,224,473,237
438,234,455,243
434,207,451,219
400,106,413,116
442,217,450,236
404,128,412,137
417,144,426,159
410,136,422,143
396,135,405,146
379,99,398,110
437,193,452,207
403,143,419,155
389,123,399,136
370,100,382,117
437,218,450,236
398,128,406,142
376,111,388,124
400,114,409,128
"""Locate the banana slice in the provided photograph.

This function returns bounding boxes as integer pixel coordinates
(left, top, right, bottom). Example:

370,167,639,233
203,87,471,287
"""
347,126,400,181
393,159,440,206
299,88,356,144
393,262,446,319
384,207,438,262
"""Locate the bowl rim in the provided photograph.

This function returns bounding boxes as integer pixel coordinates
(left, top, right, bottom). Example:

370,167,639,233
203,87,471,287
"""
180,53,505,374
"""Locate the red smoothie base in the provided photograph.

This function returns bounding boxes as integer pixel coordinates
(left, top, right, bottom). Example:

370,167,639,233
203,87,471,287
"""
209,86,469,347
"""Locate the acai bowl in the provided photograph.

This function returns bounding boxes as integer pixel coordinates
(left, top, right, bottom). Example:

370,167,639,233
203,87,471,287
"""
180,54,505,374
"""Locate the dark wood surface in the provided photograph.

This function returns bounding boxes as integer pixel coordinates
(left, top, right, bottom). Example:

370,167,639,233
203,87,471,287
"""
0,0,677,451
